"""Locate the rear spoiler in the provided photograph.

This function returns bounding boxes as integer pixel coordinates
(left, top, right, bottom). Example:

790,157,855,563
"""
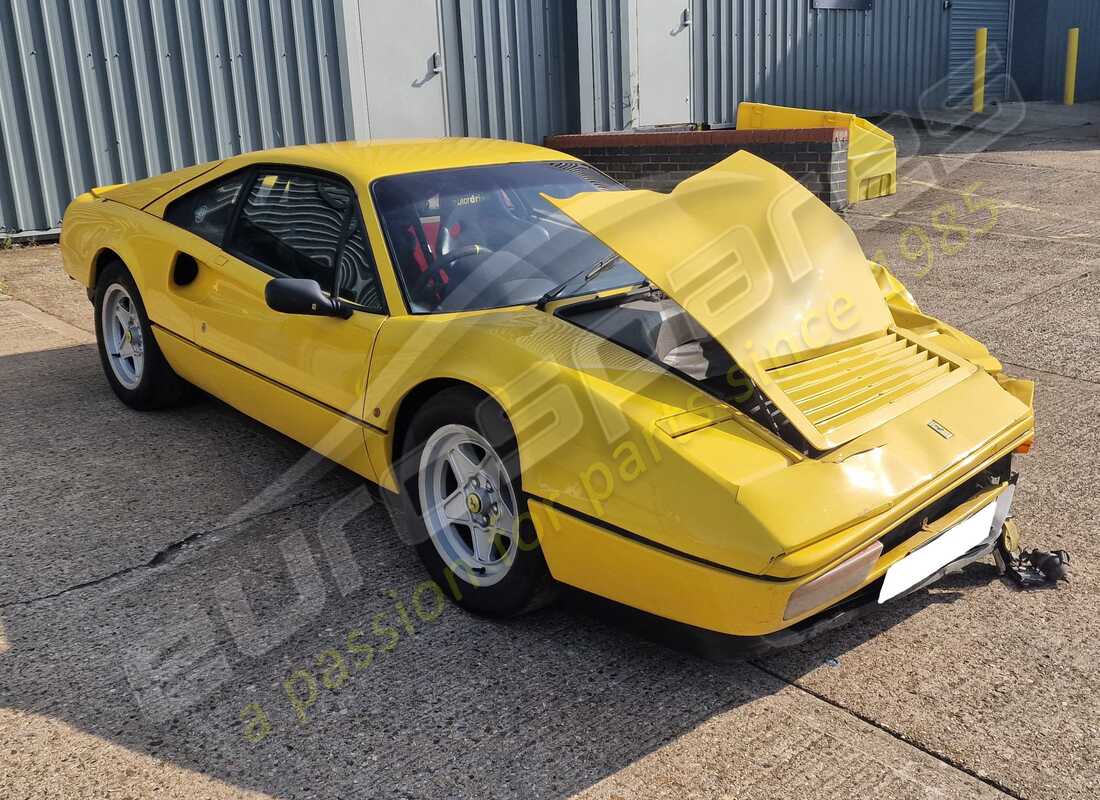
89,184,124,199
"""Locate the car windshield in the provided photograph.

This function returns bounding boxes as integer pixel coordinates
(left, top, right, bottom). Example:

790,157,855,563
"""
372,162,645,313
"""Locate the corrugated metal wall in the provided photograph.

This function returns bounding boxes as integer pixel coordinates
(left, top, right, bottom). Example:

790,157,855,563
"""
577,0,632,132
0,0,350,234
693,0,952,124
0,0,572,234
1043,0,1100,102
578,0,952,132
4,1,1055,233
439,0,570,143
947,0,1012,105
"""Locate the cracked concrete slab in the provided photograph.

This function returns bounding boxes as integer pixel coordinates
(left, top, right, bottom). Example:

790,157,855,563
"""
940,145,1100,174
0,300,359,608
0,244,93,334
870,164,1100,243
575,672,1011,800
846,214,1098,327
0,294,91,354
965,271,1100,382
907,101,1100,137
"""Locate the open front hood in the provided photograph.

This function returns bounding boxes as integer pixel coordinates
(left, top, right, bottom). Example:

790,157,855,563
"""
550,152,976,451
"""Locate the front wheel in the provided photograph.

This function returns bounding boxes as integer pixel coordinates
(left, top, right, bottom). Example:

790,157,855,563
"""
93,260,192,410
395,387,554,616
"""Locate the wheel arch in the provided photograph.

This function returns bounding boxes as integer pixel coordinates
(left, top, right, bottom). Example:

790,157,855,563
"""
90,247,126,291
390,378,509,467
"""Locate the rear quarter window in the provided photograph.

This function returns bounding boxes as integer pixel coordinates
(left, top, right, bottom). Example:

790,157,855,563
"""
165,172,247,245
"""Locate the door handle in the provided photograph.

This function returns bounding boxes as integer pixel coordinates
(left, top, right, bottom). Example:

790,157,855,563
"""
430,51,442,74
671,8,690,34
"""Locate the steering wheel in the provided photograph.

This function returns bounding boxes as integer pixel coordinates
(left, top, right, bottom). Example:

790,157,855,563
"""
408,244,495,302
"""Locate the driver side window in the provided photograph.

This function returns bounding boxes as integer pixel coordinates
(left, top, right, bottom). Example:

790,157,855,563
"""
228,171,349,286
225,169,386,314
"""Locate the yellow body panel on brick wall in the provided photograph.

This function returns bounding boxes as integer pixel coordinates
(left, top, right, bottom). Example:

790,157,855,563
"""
737,101,898,202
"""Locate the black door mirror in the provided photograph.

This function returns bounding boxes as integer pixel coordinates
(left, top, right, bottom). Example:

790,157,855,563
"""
264,278,352,319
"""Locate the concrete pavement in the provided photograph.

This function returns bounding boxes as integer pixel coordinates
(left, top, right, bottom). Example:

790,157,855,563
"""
0,103,1097,799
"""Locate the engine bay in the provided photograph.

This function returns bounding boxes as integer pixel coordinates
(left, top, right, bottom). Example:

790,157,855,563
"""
558,291,814,454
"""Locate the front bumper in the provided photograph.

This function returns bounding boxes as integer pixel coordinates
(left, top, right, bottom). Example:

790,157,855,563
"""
747,479,1015,654
532,452,1018,640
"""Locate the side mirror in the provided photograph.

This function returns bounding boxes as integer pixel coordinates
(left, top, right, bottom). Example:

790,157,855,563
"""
264,278,351,319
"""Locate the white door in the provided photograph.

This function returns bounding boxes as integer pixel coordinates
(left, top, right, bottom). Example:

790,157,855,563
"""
632,1,692,126
345,0,447,138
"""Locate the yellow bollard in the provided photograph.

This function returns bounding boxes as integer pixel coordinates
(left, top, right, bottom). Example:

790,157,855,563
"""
1065,27,1080,105
973,27,987,113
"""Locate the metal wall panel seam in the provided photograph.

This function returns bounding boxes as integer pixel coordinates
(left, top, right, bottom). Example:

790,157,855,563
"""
16,0,62,221
485,0,506,137
577,0,596,131
246,0,278,149
174,0,215,163
41,1,88,203
317,1,342,141
122,0,166,176
0,0,42,226
222,1,252,153
267,0,298,148
288,0,311,143
15,2,53,223
149,2,188,169
529,0,549,140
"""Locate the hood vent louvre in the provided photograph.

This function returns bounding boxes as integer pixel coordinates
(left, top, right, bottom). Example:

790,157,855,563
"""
765,331,960,440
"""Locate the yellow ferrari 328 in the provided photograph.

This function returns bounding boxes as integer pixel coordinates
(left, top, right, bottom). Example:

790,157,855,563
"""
60,138,1036,649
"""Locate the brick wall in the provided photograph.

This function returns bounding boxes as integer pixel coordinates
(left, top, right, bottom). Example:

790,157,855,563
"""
544,127,850,210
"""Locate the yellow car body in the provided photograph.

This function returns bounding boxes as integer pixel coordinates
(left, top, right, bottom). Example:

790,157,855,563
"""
60,138,1035,644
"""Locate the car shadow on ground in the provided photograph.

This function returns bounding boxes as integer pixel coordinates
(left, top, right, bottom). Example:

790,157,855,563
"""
0,343,1000,799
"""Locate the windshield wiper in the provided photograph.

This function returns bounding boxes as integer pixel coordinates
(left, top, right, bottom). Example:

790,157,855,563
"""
534,253,621,311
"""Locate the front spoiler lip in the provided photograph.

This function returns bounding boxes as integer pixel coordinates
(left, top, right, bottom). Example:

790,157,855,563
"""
589,515,1005,660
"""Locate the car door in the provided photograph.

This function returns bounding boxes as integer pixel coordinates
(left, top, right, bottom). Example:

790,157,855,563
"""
163,166,387,476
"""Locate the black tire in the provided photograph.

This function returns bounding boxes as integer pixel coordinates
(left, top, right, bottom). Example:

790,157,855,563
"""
93,260,193,410
394,386,555,617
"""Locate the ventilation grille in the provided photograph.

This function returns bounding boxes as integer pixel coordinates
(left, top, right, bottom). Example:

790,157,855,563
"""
547,161,623,191
766,331,960,438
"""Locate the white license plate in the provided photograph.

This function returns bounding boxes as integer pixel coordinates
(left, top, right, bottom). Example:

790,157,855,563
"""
878,499,999,603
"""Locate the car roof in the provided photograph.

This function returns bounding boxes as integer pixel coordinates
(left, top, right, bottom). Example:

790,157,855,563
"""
221,138,578,183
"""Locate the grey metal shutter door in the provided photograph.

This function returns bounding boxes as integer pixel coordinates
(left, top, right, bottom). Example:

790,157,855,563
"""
948,0,1013,105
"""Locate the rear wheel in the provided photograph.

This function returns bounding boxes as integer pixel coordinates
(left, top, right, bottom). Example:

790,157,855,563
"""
395,387,554,616
94,260,192,410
